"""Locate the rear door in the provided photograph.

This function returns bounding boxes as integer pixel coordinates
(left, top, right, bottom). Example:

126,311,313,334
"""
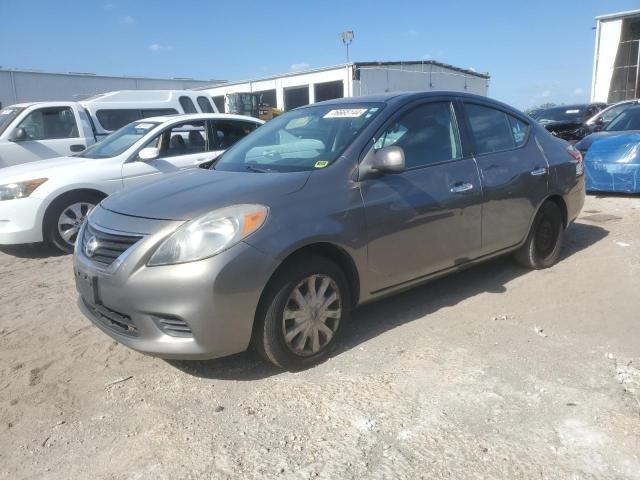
461,101,548,254
0,105,86,166
359,99,483,292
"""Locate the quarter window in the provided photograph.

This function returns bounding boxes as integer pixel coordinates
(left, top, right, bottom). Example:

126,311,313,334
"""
18,107,79,140
179,96,198,114
374,102,462,168
466,104,529,154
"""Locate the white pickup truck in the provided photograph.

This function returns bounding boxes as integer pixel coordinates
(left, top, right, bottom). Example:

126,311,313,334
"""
0,90,218,168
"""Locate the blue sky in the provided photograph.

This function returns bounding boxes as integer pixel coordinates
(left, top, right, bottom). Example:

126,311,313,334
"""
1,0,639,109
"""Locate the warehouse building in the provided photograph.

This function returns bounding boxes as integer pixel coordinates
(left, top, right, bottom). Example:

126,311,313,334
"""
0,68,224,108
591,8,640,103
204,61,490,113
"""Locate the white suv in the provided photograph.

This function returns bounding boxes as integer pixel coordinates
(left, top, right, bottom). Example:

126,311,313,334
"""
0,113,262,252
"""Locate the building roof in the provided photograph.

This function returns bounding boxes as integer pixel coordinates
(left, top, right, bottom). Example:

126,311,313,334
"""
199,60,490,90
595,8,640,21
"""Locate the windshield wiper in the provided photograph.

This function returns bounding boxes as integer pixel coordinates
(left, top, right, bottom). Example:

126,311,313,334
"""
245,165,274,173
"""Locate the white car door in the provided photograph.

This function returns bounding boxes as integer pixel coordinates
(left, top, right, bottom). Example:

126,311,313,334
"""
0,106,87,167
121,120,216,189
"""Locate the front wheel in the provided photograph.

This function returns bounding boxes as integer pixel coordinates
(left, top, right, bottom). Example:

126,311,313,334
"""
515,201,564,269
253,257,351,370
44,193,103,253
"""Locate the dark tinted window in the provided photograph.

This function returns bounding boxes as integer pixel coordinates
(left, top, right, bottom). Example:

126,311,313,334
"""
605,107,640,131
374,102,461,168
97,109,141,131
466,104,523,154
179,96,197,114
213,120,259,150
197,96,215,113
19,107,79,139
212,96,225,113
141,108,177,118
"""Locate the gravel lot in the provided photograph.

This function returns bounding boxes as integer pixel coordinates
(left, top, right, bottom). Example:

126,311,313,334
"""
1,195,639,480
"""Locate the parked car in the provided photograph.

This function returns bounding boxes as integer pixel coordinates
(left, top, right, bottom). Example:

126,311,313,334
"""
0,113,262,252
529,103,607,143
0,90,218,168
575,106,640,193
73,92,585,370
585,99,640,131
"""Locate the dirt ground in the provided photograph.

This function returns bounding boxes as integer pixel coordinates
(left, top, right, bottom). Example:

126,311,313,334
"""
1,194,639,480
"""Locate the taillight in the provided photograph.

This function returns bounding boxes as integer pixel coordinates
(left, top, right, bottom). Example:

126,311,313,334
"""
567,145,584,176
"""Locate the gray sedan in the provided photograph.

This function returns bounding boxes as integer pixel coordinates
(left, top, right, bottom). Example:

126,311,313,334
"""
74,92,585,370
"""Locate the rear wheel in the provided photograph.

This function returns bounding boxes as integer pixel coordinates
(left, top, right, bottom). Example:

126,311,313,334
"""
253,257,350,370
44,192,103,253
515,201,564,269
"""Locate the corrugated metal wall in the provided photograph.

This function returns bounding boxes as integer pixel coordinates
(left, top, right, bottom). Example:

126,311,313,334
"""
0,70,221,108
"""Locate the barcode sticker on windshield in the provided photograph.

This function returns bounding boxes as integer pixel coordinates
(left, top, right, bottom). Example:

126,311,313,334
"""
565,110,580,114
323,109,368,119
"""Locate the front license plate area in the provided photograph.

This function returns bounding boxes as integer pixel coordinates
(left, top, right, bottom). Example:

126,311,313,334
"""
75,270,100,305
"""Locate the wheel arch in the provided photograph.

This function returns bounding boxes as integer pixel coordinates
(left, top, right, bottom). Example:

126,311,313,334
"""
42,188,109,236
544,194,568,228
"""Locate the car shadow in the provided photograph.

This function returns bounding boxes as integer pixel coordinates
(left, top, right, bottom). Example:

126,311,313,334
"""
0,242,65,259
171,221,608,381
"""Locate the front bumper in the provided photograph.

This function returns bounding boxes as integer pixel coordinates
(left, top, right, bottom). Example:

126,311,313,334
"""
0,197,45,244
73,210,278,360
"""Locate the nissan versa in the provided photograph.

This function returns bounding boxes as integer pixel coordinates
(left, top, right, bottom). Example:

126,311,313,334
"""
74,92,585,370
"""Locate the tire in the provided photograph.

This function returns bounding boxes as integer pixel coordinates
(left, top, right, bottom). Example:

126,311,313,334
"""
253,256,351,370
44,192,104,253
515,201,564,269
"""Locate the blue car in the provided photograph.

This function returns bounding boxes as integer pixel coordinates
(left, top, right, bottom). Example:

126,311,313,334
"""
575,106,640,193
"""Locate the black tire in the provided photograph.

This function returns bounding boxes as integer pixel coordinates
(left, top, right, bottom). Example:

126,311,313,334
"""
515,201,564,269
253,256,351,370
44,192,104,254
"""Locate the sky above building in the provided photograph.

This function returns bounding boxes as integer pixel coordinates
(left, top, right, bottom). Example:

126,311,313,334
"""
1,0,639,110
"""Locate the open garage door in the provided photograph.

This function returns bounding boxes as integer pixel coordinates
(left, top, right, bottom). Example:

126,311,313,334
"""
284,86,309,111
314,81,344,103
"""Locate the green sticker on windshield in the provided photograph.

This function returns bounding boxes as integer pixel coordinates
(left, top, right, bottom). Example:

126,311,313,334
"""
314,160,329,169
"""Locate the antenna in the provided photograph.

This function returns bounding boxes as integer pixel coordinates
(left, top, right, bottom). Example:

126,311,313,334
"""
339,30,354,62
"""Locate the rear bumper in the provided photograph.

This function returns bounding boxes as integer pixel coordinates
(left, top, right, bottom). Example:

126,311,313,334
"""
0,197,45,244
73,218,278,360
564,174,586,225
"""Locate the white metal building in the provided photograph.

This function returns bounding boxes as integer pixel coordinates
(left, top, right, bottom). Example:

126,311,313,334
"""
591,9,640,103
204,61,490,112
0,69,224,109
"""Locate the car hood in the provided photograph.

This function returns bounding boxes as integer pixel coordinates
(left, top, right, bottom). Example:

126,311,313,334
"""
101,168,312,221
583,132,640,165
575,130,640,152
0,156,90,183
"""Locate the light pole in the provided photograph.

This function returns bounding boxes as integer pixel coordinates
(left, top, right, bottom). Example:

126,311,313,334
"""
339,30,354,63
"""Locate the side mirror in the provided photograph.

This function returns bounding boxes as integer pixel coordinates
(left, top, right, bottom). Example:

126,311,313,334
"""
9,127,27,142
138,147,160,161
371,146,405,173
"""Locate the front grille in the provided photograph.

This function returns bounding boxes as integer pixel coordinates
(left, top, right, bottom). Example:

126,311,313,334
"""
82,222,143,267
152,315,193,337
83,299,138,336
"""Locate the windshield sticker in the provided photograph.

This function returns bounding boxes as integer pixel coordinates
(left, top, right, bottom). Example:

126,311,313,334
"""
565,109,580,114
323,108,368,119
314,160,329,168
135,123,155,130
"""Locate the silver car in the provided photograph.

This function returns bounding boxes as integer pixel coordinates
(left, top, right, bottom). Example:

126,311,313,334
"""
74,92,585,369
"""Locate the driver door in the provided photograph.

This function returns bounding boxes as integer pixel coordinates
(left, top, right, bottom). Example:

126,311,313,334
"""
121,120,214,188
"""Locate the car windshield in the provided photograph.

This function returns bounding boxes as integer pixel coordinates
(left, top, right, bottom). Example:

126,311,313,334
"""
0,106,25,135
79,121,159,159
604,107,640,132
213,103,383,172
530,106,585,124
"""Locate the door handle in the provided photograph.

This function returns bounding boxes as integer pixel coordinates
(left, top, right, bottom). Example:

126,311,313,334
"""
70,144,86,153
530,167,547,176
450,182,474,193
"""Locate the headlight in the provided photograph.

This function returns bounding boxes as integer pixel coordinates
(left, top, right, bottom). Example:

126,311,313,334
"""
0,178,48,201
147,204,268,266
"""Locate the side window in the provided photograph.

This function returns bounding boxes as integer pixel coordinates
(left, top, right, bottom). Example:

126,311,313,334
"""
179,96,197,114
507,115,530,147
197,96,215,113
466,104,518,154
19,107,79,140
141,108,178,119
155,121,207,158
602,104,629,123
213,121,258,150
96,109,142,131
373,102,461,169
212,96,225,113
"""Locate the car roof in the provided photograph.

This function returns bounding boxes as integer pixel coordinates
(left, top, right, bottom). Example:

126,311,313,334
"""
138,113,264,125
